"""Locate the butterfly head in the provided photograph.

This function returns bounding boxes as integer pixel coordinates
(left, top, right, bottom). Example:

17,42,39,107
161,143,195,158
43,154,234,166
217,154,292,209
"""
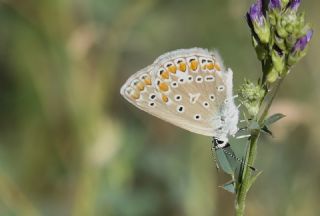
212,137,229,149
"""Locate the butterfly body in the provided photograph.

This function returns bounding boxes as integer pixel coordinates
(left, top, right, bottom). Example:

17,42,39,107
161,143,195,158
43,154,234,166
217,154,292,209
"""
120,48,239,142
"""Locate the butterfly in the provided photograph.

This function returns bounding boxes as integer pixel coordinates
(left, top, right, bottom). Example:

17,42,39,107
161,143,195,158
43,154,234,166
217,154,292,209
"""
120,47,239,144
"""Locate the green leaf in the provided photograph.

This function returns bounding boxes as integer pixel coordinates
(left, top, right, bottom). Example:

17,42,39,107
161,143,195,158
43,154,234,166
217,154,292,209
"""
265,113,286,126
215,145,240,176
247,171,263,191
220,180,235,194
261,125,273,137
215,148,234,175
248,120,260,130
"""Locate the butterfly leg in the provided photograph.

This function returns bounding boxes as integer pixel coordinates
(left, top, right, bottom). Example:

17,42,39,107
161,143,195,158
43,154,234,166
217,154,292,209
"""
211,140,219,170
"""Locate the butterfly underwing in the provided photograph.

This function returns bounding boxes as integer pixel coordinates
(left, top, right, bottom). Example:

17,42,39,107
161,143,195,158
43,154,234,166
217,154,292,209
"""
120,48,239,143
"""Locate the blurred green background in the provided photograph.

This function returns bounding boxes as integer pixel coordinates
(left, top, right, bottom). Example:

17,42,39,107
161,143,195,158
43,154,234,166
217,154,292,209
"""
0,0,319,215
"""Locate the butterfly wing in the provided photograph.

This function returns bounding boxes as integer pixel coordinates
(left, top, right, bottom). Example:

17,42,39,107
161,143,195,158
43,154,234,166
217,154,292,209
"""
120,48,238,138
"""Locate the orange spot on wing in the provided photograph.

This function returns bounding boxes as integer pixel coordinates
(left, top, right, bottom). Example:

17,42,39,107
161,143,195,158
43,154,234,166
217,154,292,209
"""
136,81,145,91
207,62,214,70
167,65,177,73
161,70,169,79
179,62,186,72
214,64,221,71
162,95,169,103
158,82,169,91
144,77,152,85
131,90,140,100
190,60,198,71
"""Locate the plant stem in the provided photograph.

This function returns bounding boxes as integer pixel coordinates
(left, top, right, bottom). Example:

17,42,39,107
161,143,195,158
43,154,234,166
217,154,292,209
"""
235,78,284,216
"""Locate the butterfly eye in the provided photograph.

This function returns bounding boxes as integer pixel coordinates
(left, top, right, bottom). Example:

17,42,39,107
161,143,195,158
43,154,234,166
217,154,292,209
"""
214,139,226,146
217,85,225,92
217,140,224,145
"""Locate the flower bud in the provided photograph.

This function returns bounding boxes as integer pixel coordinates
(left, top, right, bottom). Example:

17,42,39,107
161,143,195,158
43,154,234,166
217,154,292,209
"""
269,0,282,10
271,50,285,73
288,0,301,11
276,21,288,38
292,29,313,53
239,80,266,116
247,0,270,43
288,29,313,66
267,68,279,83
274,35,286,51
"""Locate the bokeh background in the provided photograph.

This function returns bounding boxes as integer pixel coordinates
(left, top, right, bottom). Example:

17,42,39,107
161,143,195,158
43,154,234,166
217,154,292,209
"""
0,0,319,215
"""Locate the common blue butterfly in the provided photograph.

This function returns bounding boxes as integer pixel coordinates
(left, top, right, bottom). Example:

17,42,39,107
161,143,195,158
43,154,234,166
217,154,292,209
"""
120,48,239,146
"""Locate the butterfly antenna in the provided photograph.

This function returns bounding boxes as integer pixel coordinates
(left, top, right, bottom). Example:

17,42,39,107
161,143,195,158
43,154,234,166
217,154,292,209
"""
222,148,256,171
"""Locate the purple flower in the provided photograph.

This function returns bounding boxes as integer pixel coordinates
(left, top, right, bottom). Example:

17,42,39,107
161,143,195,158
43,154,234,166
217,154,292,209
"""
247,0,271,43
292,29,313,53
288,0,301,11
247,0,264,26
269,0,281,10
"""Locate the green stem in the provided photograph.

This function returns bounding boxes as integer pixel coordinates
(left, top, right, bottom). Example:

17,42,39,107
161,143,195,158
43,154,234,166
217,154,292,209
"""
235,78,284,216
